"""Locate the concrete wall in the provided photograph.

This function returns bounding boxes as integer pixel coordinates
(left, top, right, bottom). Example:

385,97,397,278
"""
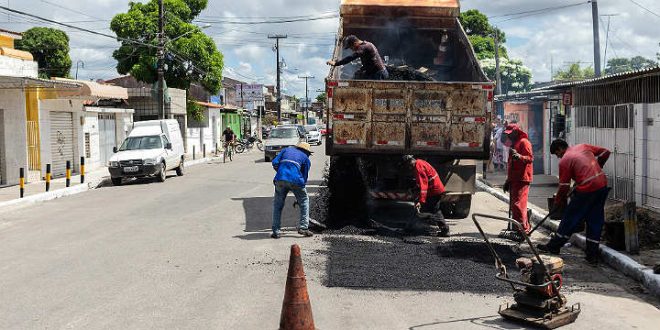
83,113,101,170
635,103,660,210
186,108,221,156
0,90,28,186
0,56,38,78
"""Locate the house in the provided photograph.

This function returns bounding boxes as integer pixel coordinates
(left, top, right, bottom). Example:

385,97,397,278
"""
498,67,660,209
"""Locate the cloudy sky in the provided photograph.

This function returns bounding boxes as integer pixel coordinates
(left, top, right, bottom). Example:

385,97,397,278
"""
1,0,658,99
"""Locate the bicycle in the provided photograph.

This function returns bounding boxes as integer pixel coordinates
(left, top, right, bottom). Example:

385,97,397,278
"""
223,141,234,163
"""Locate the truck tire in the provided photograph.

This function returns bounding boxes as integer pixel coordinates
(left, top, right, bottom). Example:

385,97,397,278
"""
156,162,166,182
328,156,368,227
440,195,472,219
111,177,122,186
176,159,185,176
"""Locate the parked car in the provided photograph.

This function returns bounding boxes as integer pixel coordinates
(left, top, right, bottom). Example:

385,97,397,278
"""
277,124,306,139
264,127,304,162
304,125,322,146
108,120,185,186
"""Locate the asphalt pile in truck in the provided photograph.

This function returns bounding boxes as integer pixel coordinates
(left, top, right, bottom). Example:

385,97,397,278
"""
385,65,435,81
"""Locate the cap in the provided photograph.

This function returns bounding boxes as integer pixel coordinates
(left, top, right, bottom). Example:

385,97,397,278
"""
295,142,313,154
343,35,359,49
402,155,415,163
503,124,519,135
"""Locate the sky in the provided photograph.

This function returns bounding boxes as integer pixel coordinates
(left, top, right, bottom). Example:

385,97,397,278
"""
0,0,658,99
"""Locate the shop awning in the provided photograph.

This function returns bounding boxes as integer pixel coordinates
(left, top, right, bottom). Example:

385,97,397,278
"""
54,77,128,100
0,75,80,91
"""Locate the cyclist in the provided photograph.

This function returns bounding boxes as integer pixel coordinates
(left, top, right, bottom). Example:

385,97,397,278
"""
222,126,236,161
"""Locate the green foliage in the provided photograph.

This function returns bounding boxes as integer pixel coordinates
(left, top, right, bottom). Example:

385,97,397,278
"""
15,27,72,79
316,92,327,103
481,58,532,94
262,114,278,126
460,9,506,42
110,0,223,93
554,63,595,81
604,56,658,75
468,35,508,60
187,99,205,122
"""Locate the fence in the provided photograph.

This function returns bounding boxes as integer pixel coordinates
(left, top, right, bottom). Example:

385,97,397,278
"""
574,104,635,202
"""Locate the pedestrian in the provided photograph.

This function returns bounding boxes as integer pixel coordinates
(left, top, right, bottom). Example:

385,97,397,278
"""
326,35,389,80
271,142,315,239
402,155,448,231
502,124,534,238
538,140,611,265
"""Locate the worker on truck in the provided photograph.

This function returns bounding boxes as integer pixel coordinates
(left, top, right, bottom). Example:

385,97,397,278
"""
502,124,534,238
538,140,611,265
403,155,447,218
326,35,389,80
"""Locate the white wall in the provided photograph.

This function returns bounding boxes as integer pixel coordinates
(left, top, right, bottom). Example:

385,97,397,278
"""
83,113,101,170
0,90,27,185
635,103,660,210
186,108,222,156
0,56,38,78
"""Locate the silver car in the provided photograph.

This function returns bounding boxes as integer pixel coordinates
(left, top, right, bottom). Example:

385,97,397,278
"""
304,125,322,146
264,127,304,162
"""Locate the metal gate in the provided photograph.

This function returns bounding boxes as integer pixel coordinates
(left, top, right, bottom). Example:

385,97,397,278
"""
26,120,41,182
98,113,116,166
50,112,75,178
574,104,635,201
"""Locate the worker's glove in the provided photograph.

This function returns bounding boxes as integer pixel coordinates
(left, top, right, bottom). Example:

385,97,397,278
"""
503,181,510,193
511,149,521,160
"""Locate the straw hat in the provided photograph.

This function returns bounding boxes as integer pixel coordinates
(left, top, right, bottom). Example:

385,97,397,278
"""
295,142,313,154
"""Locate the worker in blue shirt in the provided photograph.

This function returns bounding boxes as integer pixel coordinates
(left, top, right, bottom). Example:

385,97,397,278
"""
271,142,314,239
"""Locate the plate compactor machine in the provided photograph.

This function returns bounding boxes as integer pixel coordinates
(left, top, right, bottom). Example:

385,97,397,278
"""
472,214,581,329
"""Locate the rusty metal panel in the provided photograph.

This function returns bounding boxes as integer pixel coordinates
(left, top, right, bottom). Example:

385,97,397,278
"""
413,90,449,115
373,89,407,114
333,88,372,113
448,88,486,116
341,0,460,18
449,120,485,150
411,122,450,150
333,121,369,148
372,122,406,149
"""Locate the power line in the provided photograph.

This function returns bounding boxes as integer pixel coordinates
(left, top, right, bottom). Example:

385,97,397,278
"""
492,1,591,24
628,0,660,19
489,1,591,19
40,0,106,22
195,13,338,25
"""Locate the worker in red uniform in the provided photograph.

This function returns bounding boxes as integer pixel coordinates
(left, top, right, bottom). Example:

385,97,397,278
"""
403,155,446,214
502,124,534,236
538,140,611,265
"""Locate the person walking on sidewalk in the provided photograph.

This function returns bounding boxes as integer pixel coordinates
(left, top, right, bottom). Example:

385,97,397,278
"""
502,124,534,237
271,142,314,239
538,140,611,265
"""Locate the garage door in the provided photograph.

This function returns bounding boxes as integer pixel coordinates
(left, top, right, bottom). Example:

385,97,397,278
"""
50,112,74,178
98,113,116,166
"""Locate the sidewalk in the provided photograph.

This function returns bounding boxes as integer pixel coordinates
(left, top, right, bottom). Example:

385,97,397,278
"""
0,154,221,211
478,170,660,298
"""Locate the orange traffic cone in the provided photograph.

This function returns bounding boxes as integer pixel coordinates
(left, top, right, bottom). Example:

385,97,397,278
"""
279,244,316,330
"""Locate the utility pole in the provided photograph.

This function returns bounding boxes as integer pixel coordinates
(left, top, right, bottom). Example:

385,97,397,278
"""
268,34,287,122
602,14,619,71
157,0,166,119
493,29,503,95
298,75,314,125
592,0,602,77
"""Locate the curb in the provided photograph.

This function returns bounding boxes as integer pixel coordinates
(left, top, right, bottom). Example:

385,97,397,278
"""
0,156,221,212
476,178,660,298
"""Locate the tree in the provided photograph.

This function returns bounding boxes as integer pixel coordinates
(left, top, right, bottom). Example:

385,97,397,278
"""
554,63,595,81
316,92,327,104
459,9,506,42
481,58,532,94
468,35,508,60
110,0,223,93
15,27,72,79
604,56,658,75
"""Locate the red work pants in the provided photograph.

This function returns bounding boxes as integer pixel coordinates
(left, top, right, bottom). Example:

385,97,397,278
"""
510,181,531,233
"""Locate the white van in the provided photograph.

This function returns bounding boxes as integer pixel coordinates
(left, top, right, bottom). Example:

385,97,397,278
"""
108,120,185,185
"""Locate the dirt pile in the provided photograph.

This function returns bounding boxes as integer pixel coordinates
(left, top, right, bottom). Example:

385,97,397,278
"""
386,65,435,81
603,204,660,250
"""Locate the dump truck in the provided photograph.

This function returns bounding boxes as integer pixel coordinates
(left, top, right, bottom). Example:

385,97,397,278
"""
325,0,493,223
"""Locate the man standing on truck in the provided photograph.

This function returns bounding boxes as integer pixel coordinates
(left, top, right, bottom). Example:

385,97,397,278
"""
502,124,534,238
403,155,447,223
326,35,389,80
537,140,611,265
271,142,315,239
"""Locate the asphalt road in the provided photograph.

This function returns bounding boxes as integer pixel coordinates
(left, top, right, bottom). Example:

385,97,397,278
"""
0,146,658,329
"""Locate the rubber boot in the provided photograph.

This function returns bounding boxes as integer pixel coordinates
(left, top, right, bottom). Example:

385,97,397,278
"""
537,236,565,255
585,241,600,266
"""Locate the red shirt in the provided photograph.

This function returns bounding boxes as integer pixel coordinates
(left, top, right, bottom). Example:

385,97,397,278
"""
557,144,611,201
508,137,534,183
415,159,445,203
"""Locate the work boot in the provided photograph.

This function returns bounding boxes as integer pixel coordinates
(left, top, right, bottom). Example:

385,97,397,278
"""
298,229,314,237
537,243,561,255
271,232,281,239
585,240,600,266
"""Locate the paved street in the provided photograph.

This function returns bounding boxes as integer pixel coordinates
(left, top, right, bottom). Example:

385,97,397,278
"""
0,147,659,329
